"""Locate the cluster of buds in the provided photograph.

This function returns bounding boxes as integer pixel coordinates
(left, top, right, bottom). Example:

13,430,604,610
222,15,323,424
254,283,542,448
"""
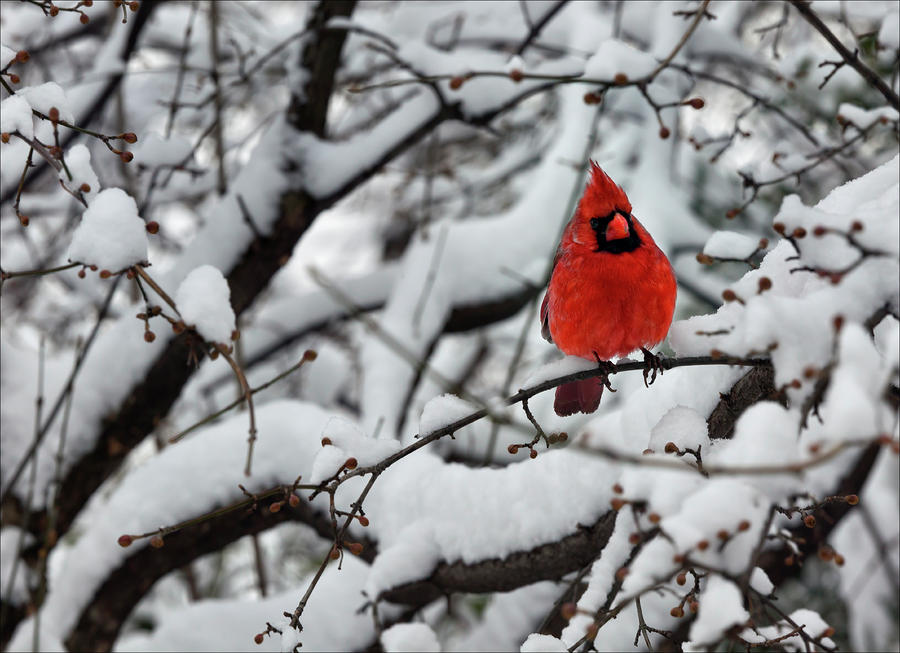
1,49,29,85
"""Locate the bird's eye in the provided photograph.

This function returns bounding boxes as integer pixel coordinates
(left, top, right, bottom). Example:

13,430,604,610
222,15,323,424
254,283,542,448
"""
590,218,599,229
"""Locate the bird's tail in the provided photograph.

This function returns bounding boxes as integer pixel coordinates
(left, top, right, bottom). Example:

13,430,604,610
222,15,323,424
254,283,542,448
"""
554,378,604,416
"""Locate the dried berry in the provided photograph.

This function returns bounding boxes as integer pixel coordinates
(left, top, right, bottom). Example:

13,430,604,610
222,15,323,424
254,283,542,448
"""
687,97,705,109
120,150,134,163
509,69,524,82
121,132,138,144
658,126,671,139
145,221,159,234
850,220,864,232
80,12,89,23
144,331,156,343
717,529,729,540
99,269,112,278
507,444,519,454
117,534,133,548
670,606,684,618
254,633,264,645
773,222,786,234
813,225,827,237
613,72,628,84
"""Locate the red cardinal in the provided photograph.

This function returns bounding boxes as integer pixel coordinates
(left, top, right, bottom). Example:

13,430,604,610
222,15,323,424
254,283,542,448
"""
541,162,677,416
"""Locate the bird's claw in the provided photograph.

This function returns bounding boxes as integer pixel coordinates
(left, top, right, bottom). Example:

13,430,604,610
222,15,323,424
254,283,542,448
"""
641,347,665,387
592,352,617,393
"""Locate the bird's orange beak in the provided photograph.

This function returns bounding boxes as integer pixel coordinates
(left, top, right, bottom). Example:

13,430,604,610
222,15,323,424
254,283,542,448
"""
605,214,630,241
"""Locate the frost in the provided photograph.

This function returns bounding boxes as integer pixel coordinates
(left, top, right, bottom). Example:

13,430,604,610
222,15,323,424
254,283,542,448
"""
174,265,236,345
702,230,762,260
66,188,148,271
0,95,33,140
381,623,441,652
686,576,749,647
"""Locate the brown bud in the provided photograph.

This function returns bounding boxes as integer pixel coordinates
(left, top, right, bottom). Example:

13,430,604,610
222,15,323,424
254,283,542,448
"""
288,494,300,507
722,289,737,302
8,74,18,84
78,269,86,278
49,4,59,16
845,494,859,505
303,349,318,361
347,541,364,556
803,366,818,379
344,457,358,470
19,214,30,227
628,532,641,545
850,220,864,232
99,269,111,278
117,534,133,547
120,150,134,163
254,633,264,645
144,331,156,343
717,529,730,540
813,225,827,237
321,437,332,446
648,512,661,524
560,602,577,621
823,627,836,638
172,321,185,334
664,442,679,454
449,76,464,90
79,183,91,193
613,72,628,84
610,498,626,511
358,515,370,527
758,277,772,292
710,348,723,359
789,379,802,389
832,315,844,332
128,1,140,10
833,553,845,566
547,433,559,444
696,253,714,264
696,539,709,551
145,221,159,234
149,534,164,548
670,606,684,618
784,555,794,566
676,572,687,585
83,0,93,5
737,520,751,531
803,514,816,528
615,566,629,581
687,97,705,109
583,92,601,105
758,238,769,248
726,208,740,219
658,126,671,139
672,553,685,564
529,448,538,459
329,546,340,560
269,501,282,513
689,600,699,613
231,329,240,341
507,444,519,454
80,12,89,23
612,483,624,494
818,547,834,562
16,50,29,63
121,132,138,144
773,222,786,235
509,69,524,82
48,107,60,122
0,133,9,143
792,227,807,238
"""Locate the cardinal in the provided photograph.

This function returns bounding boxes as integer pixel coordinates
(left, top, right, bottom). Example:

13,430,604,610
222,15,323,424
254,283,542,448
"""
540,162,677,416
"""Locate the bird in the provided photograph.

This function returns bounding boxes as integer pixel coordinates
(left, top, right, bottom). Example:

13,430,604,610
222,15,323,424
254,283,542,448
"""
540,161,677,416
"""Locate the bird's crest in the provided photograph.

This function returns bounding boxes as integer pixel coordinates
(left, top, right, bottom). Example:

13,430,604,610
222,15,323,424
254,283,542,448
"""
578,161,632,217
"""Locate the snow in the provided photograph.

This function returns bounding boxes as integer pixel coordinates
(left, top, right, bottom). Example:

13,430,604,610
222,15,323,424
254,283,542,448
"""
646,405,709,454
18,82,74,123
132,131,194,167
66,188,149,271
61,143,99,203
0,94,33,139
381,623,441,652
685,576,749,648
878,11,900,49
308,417,400,483
749,567,773,596
584,39,657,81
0,44,15,68
738,609,833,651
419,393,479,434
114,556,374,652
702,230,763,260
520,633,568,652
173,265,236,345
836,102,900,129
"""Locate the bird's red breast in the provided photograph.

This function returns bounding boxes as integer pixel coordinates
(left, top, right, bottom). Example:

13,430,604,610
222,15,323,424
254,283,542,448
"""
540,162,677,415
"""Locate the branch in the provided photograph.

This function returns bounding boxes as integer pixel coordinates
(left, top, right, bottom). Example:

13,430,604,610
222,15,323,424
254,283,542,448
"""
788,0,900,109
